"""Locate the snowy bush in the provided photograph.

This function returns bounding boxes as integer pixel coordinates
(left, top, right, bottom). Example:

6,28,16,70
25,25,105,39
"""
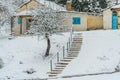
23,68,36,74
0,3,10,36
0,58,4,69
115,64,120,72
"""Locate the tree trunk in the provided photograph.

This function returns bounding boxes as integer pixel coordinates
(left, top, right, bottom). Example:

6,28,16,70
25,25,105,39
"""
45,35,51,57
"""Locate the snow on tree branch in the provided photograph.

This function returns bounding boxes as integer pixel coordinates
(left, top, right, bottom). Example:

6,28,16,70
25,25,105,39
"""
30,5,65,36
0,3,10,35
30,5,66,56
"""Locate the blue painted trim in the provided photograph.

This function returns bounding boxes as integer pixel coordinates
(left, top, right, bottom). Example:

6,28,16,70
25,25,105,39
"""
18,17,22,24
72,17,81,24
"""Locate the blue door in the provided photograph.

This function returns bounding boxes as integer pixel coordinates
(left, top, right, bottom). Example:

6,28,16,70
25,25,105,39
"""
112,11,117,29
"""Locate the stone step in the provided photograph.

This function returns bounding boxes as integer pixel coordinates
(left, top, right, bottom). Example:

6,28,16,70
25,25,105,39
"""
73,40,82,42
68,53,78,56
73,39,82,41
72,41,82,42
71,44,81,46
64,57,75,59
73,37,82,38
68,52,79,54
71,44,81,48
48,74,58,77
68,54,78,56
73,35,82,36
57,61,69,65
68,52,79,55
73,39,82,40
56,64,66,67
68,53,78,55
63,58,73,60
61,59,71,62
69,50,80,52
72,38,83,40
71,45,81,47
70,46,81,48
70,47,81,49
67,55,78,57
56,62,67,65
72,41,82,43
69,47,80,50
68,53,79,56
72,42,82,44
73,35,82,38
52,69,63,71
55,67,65,69
69,49,81,51
68,52,78,54
47,70,62,74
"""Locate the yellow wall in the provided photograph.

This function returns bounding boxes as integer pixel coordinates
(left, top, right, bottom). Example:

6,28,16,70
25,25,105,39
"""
117,11,120,29
87,15,103,30
103,9,112,29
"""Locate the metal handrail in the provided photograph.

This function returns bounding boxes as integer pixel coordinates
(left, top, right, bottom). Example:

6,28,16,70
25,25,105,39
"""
48,31,73,71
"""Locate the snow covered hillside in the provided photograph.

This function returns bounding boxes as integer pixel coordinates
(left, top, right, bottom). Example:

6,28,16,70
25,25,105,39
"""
0,33,70,79
50,30,120,80
1,30,120,80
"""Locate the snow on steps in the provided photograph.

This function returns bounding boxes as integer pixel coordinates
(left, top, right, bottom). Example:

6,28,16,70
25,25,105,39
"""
47,33,83,77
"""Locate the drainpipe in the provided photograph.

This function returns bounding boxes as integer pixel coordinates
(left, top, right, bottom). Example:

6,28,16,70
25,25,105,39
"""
116,0,118,5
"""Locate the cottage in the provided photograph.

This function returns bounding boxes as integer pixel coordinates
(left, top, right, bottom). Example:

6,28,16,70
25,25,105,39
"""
12,0,66,36
12,0,103,36
103,4,120,30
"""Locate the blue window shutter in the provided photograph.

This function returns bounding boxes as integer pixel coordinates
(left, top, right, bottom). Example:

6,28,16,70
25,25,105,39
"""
18,17,22,24
72,17,81,24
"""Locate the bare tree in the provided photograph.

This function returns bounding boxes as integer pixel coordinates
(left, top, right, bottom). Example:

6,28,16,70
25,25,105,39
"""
30,6,65,57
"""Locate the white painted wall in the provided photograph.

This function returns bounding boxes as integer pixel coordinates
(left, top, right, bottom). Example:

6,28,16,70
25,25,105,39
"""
103,9,112,29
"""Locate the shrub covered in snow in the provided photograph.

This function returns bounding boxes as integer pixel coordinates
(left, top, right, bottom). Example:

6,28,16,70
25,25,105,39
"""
0,58,4,69
0,3,11,36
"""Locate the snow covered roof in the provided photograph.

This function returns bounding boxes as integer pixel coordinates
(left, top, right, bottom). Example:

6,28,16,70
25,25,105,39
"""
103,4,120,12
111,4,120,9
15,10,33,16
15,0,66,16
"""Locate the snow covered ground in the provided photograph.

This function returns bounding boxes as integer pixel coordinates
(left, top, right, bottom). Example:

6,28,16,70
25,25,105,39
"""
51,30,120,80
51,72,120,80
0,33,70,79
1,30,120,80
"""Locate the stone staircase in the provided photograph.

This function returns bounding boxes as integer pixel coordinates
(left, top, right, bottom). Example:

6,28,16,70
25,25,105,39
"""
47,33,83,77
